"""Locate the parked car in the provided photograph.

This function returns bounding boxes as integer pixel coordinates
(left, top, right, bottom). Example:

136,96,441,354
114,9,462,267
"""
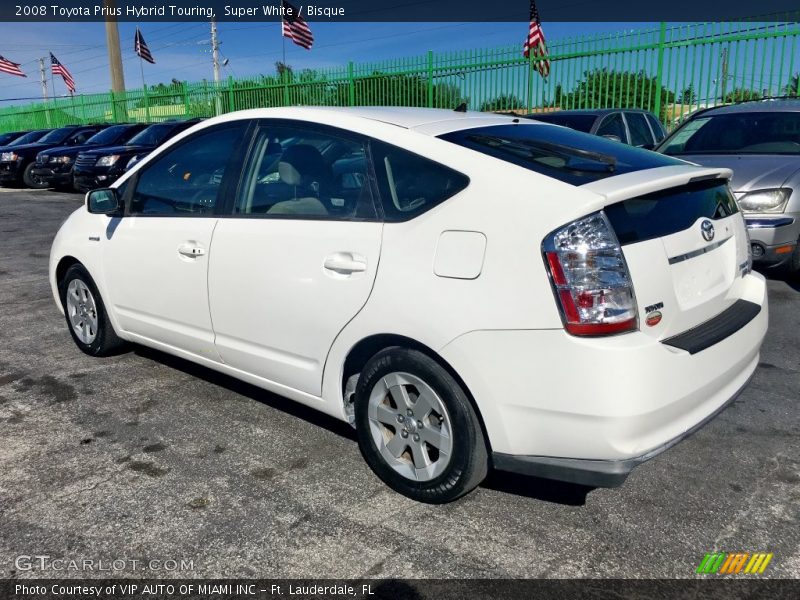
657,99,800,273
0,129,52,151
0,125,109,188
31,123,149,191
527,109,667,149
73,119,203,192
50,107,767,503
0,131,29,146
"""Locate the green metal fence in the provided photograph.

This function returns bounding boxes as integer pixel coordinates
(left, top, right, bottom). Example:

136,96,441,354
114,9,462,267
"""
1,16,799,133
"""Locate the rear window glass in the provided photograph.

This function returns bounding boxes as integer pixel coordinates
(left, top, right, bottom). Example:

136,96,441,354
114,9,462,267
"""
440,123,681,186
605,179,739,245
370,140,469,222
527,113,596,133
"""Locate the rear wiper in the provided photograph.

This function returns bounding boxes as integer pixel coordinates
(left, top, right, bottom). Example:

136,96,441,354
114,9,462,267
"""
469,134,617,172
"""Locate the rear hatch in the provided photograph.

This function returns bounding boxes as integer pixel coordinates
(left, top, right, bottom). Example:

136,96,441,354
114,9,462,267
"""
582,165,751,339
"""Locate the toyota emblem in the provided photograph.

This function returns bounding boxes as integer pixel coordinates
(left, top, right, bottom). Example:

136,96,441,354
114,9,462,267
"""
700,219,715,242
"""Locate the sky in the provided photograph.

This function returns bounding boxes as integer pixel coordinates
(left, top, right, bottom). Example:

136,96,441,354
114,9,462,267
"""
0,21,654,104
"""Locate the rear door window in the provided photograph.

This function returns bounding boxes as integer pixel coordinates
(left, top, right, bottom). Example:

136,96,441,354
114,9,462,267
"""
370,140,469,222
625,113,654,147
596,113,628,143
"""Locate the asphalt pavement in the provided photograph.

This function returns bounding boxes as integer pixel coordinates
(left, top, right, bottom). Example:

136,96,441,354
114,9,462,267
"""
0,188,798,579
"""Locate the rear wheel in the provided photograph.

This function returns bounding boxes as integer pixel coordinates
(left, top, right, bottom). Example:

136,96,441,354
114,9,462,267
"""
58,264,125,356
22,163,48,189
354,347,488,503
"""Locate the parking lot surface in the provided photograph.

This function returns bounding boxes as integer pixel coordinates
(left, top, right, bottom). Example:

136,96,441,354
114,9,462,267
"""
0,189,798,579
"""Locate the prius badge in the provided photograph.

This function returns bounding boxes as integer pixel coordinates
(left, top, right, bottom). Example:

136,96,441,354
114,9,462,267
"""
701,219,715,242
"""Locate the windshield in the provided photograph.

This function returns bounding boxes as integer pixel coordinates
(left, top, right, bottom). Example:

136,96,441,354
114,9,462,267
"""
660,111,800,155
85,125,127,145
0,133,22,145
37,128,74,144
528,113,596,133
128,123,176,146
9,130,48,145
440,123,681,185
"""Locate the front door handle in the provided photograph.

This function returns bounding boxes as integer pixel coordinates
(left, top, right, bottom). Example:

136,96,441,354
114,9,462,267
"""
323,253,367,275
178,243,206,258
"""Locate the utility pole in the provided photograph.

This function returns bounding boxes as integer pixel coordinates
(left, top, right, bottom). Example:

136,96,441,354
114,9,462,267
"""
104,0,126,120
720,47,729,103
38,58,48,101
211,18,222,115
39,57,51,125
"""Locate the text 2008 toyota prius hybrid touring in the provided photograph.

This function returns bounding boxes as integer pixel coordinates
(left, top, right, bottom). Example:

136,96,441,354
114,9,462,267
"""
49,107,768,503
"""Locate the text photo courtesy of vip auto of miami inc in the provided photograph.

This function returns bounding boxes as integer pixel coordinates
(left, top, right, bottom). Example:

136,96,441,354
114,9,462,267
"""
0,0,798,598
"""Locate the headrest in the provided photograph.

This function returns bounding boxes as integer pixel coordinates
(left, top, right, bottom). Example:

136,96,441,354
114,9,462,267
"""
278,144,325,187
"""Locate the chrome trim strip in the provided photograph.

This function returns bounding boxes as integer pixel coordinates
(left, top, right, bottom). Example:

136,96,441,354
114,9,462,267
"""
745,217,795,229
667,236,731,265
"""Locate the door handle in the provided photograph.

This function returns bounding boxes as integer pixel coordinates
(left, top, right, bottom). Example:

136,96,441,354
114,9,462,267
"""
177,243,206,258
323,253,367,274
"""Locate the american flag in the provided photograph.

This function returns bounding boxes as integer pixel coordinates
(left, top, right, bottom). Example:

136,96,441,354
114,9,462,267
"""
135,28,155,64
50,52,75,93
523,0,550,78
281,0,314,50
0,55,26,78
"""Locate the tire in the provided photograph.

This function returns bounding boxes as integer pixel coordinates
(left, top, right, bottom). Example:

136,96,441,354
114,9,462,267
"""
58,264,126,357
354,347,488,504
783,242,800,275
22,162,48,189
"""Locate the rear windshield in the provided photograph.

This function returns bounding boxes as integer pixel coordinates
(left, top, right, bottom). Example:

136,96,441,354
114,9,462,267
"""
527,113,596,133
440,123,681,185
660,111,800,155
605,179,739,245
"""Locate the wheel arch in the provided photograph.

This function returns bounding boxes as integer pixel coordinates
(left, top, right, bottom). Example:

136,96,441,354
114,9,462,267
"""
54,256,82,305
341,333,493,454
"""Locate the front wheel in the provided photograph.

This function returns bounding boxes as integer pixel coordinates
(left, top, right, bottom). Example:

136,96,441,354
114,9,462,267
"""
22,163,48,189
58,264,125,356
354,348,488,503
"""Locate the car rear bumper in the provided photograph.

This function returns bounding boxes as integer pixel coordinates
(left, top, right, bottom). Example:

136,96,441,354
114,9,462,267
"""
493,368,754,487
439,272,768,486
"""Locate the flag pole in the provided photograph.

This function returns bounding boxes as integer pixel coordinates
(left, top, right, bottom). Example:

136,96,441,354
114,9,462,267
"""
139,54,146,89
50,56,57,101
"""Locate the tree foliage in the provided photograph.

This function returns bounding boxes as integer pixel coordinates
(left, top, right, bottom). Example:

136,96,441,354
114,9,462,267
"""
480,94,525,113
723,88,761,103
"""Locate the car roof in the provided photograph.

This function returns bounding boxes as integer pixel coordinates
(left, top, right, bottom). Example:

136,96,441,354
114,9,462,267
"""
208,106,524,135
694,98,800,116
528,108,652,117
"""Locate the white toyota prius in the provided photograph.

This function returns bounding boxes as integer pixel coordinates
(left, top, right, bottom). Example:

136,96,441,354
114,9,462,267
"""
50,107,768,503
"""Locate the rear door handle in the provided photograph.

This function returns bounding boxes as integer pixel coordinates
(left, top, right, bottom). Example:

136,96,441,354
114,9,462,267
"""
178,243,206,258
323,253,367,274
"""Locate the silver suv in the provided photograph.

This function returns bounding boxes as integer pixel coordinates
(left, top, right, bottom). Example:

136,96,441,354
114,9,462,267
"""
658,99,800,273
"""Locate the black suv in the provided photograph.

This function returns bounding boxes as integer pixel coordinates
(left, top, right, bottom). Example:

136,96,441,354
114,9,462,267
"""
0,129,53,153
73,119,202,192
0,131,29,146
0,125,109,188
31,123,148,190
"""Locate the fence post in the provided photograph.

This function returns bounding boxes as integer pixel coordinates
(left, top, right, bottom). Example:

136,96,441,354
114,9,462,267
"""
183,81,191,117
526,52,534,112
426,50,434,107
109,91,118,122
143,84,151,122
653,21,667,121
348,61,355,106
228,76,235,112
80,94,86,123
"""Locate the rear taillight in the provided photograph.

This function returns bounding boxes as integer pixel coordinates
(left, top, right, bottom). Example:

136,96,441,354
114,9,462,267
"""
543,212,637,336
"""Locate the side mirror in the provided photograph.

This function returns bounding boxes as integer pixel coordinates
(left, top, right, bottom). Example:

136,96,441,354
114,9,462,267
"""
601,134,622,143
86,188,122,215
639,143,656,150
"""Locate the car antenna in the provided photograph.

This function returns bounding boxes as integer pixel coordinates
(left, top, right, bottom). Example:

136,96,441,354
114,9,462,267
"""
454,102,468,113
